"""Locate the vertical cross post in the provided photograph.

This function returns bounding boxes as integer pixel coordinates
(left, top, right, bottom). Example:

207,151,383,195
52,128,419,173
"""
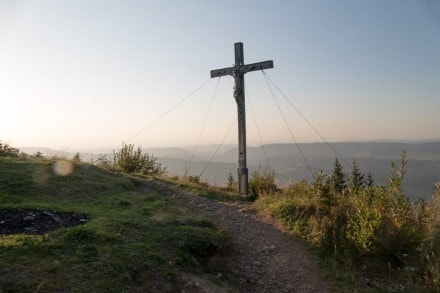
211,42,273,195
234,43,248,195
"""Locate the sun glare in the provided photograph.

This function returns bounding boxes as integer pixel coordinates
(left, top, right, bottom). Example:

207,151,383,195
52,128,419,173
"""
53,160,74,177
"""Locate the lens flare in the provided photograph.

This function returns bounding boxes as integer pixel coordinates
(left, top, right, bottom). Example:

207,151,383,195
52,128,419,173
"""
33,168,50,184
53,160,74,176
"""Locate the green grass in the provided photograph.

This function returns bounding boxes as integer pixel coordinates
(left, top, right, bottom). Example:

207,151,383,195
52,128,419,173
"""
0,156,230,292
157,176,246,203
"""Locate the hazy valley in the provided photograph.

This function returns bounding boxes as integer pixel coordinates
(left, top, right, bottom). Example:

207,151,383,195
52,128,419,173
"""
22,141,440,201
152,141,440,201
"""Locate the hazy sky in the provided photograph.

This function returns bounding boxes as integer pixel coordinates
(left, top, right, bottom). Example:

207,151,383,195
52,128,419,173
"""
1,0,439,151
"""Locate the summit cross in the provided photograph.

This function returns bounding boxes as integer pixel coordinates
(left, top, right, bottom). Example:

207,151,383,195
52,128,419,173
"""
210,42,274,195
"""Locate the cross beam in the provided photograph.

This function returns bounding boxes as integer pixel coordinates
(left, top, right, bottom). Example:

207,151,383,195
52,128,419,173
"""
210,60,274,78
210,42,273,195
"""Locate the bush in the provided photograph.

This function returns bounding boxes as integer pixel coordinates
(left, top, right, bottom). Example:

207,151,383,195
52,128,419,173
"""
72,153,82,162
32,151,45,160
186,175,200,183
98,143,165,176
249,167,278,196
0,141,19,157
256,150,440,289
226,173,237,192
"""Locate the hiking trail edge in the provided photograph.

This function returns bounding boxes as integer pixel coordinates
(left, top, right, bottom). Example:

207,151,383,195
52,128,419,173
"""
154,181,332,293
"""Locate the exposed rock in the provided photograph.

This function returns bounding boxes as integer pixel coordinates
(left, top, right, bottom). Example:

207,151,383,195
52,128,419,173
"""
23,216,34,222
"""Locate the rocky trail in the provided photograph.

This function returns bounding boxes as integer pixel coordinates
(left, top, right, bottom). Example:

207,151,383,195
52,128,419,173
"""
155,181,332,293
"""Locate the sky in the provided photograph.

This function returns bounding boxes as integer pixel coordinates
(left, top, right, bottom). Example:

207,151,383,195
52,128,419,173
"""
1,0,439,151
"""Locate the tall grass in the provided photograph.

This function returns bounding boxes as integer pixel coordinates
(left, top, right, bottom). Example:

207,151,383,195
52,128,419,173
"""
256,152,440,290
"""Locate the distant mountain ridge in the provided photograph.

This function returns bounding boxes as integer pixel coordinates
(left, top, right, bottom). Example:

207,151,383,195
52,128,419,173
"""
148,141,440,201
19,141,440,200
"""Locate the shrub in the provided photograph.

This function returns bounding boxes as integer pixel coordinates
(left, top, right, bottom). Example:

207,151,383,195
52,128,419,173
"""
95,154,112,169
256,150,440,289
186,175,200,184
249,167,278,196
226,173,237,192
72,152,82,162
98,143,165,176
32,151,45,160
419,184,440,287
0,141,19,157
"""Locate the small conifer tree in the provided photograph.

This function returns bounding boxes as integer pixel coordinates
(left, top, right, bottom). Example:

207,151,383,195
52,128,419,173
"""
73,152,81,162
330,158,346,195
350,161,365,193
366,172,375,187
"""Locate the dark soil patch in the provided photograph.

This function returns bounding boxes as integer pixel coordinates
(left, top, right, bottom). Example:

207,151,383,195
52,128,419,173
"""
0,208,89,235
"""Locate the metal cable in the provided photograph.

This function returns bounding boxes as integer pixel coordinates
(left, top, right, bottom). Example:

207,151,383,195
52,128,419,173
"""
245,85,271,170
124,78,213,143
94,78,213,164
198,117,237,178
262,71,352,170
187,77,221,173
262,72,315,179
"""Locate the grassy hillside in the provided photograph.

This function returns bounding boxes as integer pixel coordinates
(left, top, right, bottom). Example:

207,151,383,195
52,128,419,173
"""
0,155,229,292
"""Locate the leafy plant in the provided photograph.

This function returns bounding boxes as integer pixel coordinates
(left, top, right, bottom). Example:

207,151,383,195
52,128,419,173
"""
249,167,278,197
72,152,81,162
0,141,19,157
33,151,45,160
98,143,165,176
226,173,237,192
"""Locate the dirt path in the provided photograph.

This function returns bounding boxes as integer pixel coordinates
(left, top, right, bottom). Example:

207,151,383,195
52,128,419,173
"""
156,182,332,293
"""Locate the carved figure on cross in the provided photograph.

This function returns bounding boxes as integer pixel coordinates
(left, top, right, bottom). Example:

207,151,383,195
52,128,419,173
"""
232,71,243,105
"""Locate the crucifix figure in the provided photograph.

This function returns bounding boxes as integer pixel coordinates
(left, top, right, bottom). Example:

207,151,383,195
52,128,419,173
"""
211,42,274,195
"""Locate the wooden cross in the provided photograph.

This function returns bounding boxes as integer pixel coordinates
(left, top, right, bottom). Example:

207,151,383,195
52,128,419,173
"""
211,42,274,195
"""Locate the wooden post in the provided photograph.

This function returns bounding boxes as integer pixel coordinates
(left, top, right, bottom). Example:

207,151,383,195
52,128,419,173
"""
211,42,273,195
